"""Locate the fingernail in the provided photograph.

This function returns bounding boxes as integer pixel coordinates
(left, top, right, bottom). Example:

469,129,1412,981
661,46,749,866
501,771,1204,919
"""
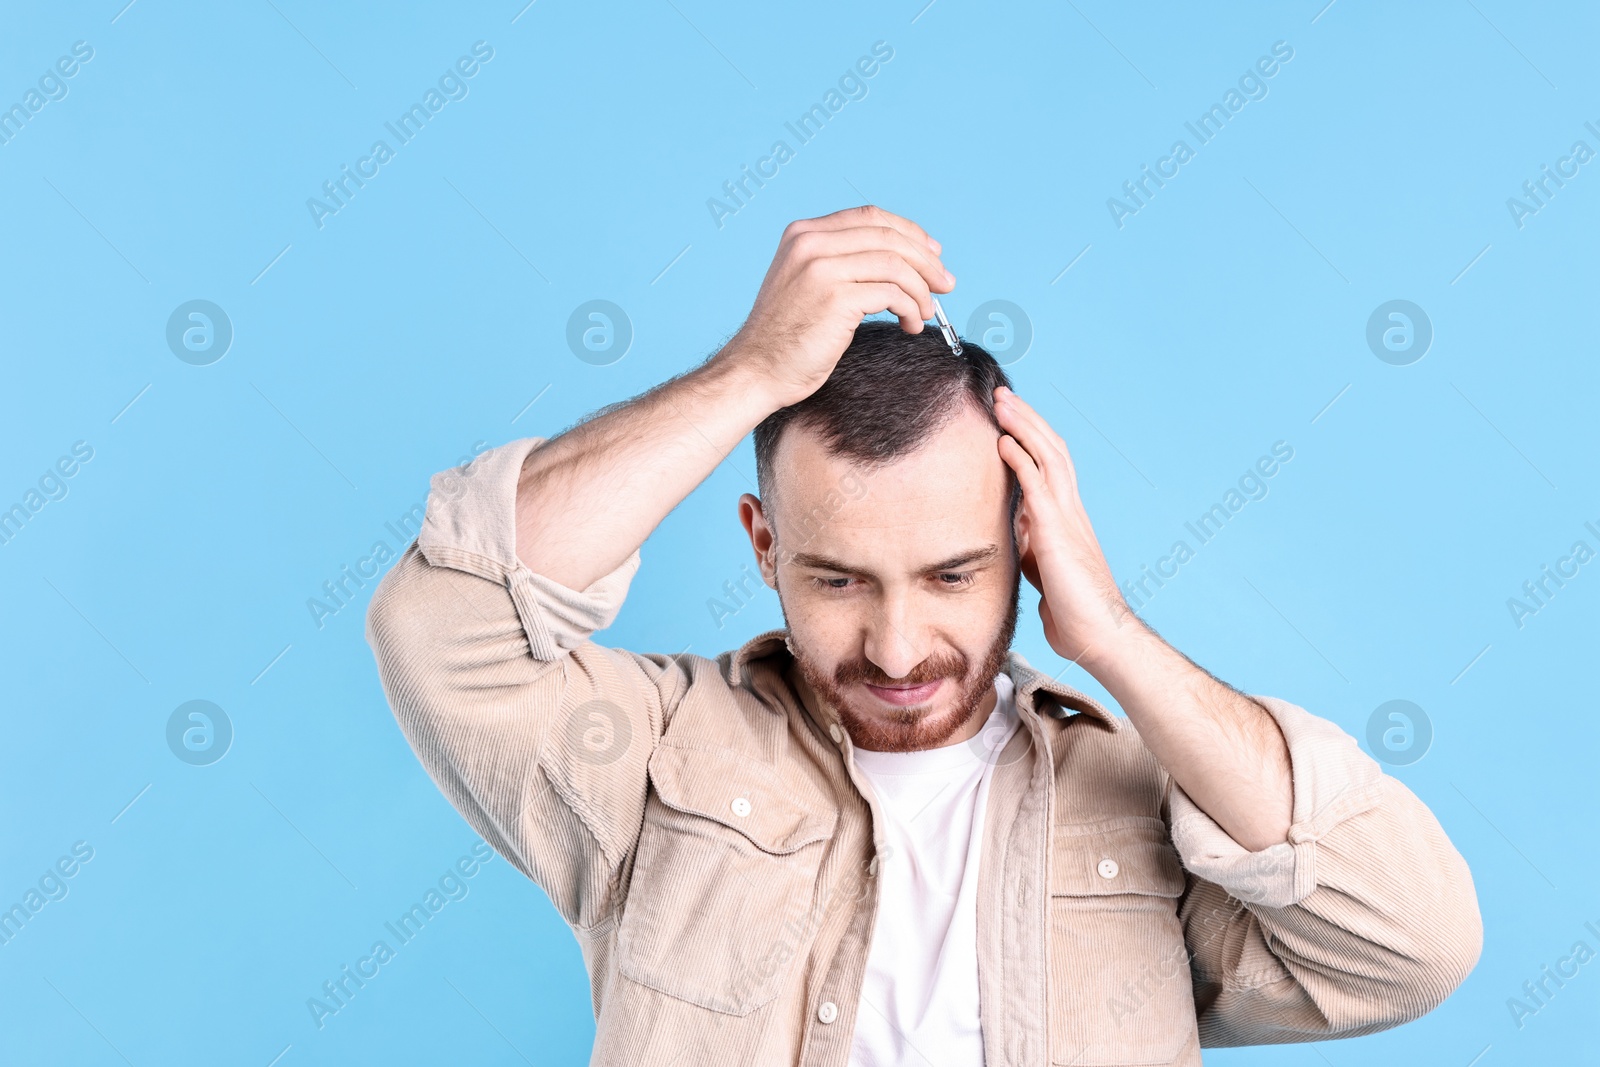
927,236,942,253
943,270,955,286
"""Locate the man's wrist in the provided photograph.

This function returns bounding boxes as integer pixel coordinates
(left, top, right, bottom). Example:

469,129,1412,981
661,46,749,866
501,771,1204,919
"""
1076,618,1175,701
701,337,792,420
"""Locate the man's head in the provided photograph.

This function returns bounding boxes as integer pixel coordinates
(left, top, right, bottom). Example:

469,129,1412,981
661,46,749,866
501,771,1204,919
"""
740,320,1023,753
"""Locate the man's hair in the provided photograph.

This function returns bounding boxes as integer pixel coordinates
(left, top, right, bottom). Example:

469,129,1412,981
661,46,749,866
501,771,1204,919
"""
753,319,1020,524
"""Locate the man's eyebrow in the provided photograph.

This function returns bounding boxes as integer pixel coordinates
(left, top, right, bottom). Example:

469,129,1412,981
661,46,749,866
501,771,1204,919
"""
924,545,1002,571
785,544,1002,574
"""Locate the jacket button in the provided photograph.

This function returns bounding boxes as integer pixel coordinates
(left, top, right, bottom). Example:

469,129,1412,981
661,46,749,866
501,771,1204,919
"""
818,1000,839,1024
731,797,752,818
828,723,844,744
1098,858,1119,879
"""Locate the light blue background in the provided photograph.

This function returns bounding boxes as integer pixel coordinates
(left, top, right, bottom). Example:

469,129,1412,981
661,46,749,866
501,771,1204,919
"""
2,1,1596,1064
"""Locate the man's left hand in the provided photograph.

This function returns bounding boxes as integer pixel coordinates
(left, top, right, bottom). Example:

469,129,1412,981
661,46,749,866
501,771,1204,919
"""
994,384,1294,851
993,385,1139,671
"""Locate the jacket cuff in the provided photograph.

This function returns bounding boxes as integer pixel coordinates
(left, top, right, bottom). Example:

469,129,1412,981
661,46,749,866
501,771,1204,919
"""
416,436,641,662
1168,695,1384,909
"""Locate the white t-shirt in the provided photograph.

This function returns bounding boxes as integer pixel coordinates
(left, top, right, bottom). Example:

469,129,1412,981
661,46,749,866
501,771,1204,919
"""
847,673,1020,1067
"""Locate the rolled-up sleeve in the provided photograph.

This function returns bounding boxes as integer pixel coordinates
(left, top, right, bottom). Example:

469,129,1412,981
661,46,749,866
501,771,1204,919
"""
1169,695,1483,1045
366,437,688,930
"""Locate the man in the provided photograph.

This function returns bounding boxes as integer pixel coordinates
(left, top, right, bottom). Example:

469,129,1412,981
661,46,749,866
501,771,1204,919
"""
366,206,1481,1065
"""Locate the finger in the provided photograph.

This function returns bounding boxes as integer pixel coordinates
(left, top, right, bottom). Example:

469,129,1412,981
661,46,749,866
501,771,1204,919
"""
850,282,926,334
995,390,1077,485
995,388,1062,451
790,225,952,295
993,395,1050,470
996,432,1044,492
786,204,940,255
823,251,935,321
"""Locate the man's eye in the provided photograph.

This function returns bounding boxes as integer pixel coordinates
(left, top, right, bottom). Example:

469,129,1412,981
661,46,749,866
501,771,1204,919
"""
814,577,854,593
939,572,974,587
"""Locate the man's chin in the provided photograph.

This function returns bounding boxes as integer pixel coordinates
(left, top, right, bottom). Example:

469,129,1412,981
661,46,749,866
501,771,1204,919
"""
836,682,980,752
786,626,1016,752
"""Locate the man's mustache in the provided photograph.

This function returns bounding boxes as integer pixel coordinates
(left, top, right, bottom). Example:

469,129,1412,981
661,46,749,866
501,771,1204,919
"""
834,652,967,687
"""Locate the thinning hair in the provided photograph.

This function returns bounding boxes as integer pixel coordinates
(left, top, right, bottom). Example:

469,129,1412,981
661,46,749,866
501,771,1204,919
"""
753,319,1020,523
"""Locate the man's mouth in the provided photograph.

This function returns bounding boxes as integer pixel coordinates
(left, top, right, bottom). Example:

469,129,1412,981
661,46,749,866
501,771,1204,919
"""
860,679,944,707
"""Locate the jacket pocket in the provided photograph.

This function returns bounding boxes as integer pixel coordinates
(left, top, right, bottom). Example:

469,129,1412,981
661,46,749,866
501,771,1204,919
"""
1049,819,1198,1066
616,742,837,1015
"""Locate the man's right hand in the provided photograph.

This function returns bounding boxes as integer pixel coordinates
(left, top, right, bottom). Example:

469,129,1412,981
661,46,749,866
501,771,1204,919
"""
513,205,949,589
719,205,955,411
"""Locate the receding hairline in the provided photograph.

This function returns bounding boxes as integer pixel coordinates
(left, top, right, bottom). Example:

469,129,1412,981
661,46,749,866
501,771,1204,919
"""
758,384,995,500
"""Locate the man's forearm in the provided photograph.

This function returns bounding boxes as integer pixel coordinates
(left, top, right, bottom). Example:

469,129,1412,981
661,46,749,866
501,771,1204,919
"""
515,349,778,589
984,387,1295,851
1083,626,1294,852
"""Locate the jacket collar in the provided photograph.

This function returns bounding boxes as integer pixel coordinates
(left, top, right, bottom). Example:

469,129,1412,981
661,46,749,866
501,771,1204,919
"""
726,628,1120,732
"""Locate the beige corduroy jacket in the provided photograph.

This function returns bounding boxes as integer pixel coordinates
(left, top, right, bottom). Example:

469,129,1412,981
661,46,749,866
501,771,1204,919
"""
365,437,1482,1066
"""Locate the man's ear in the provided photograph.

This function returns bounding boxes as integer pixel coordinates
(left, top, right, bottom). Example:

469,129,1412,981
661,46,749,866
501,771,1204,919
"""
1007,472,1029,558
738,493,779,589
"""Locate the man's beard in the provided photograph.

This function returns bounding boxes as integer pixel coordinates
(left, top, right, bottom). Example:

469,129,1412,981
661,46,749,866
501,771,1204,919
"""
783,568,1022,753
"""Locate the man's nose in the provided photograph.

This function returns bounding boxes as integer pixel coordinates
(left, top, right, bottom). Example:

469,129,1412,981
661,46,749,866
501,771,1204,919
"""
862,595,929,679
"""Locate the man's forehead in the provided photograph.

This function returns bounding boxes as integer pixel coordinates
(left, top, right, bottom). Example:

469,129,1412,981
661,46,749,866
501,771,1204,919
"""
768,401,1011,562
772,400,1005,497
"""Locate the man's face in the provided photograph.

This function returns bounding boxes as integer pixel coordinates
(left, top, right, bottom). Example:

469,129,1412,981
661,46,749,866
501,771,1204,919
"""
740,400,1022,753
